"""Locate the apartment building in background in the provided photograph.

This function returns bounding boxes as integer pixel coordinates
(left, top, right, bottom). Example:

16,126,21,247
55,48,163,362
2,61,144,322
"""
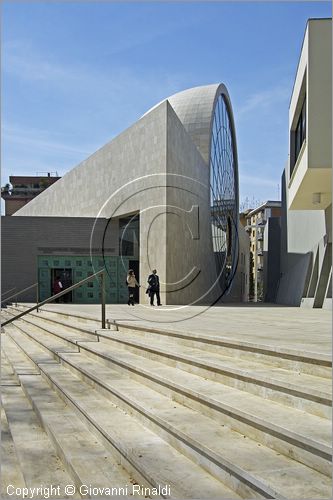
242,201,281,301
1,173,61,215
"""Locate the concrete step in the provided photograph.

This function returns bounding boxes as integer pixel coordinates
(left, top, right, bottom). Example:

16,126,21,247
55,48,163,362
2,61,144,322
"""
2,336,145,498
5,307,98,345
5,315,332,473
2,327,51,372
63,340,332,475
16,375,145,497
1,351,20,386
1,407,26,498
1,384,79,499
4,307,333,498
60,348,332,475
112,324,332,379
3,332,241,500
8,307,332,418
10,320,82,357
4,326,332,499
37,361,333,500
93,330,331,417
11,305,332,378
28,305,102,330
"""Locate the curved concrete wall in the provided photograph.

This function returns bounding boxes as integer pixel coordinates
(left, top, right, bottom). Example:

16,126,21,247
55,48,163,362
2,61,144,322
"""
12,84,244,304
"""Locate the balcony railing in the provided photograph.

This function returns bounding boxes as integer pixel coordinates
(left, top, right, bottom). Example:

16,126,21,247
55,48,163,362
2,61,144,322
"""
257,218,267,226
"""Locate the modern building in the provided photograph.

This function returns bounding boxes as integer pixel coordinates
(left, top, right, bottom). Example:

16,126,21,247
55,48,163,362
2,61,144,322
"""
1,173,61,215
276,18,332,308
2,84,249,305
242,201,281,301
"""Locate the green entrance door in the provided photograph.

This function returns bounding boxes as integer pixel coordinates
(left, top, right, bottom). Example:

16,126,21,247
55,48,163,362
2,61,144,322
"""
37,255,136,304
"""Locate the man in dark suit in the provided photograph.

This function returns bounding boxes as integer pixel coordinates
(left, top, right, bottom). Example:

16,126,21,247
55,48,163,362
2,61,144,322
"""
147,269,161,306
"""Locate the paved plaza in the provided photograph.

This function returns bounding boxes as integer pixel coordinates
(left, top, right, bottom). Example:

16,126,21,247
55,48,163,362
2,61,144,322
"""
38,302,332,357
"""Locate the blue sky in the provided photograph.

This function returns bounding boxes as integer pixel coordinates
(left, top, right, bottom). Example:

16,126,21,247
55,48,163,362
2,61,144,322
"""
2,1,331,211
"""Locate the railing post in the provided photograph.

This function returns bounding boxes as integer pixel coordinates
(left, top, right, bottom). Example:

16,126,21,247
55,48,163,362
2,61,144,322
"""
15,294,18,307
101,271,106,329
36,282,39,312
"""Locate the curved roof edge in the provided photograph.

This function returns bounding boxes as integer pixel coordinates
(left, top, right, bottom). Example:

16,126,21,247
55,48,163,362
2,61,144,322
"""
142,83,235,164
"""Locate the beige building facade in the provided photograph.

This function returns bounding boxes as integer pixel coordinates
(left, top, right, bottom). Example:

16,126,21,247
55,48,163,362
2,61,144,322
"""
277,18,332,308
244,202,281,301
288,19,332,211
5,84,249,305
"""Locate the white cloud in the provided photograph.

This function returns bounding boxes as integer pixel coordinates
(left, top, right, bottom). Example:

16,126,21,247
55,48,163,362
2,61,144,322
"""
2,124,93,157
2,39,191,180
1,124,99,184
2,38,186,101
236,84,290,118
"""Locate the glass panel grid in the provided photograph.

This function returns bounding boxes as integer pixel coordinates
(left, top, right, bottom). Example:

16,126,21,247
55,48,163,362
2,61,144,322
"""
210,94,239,294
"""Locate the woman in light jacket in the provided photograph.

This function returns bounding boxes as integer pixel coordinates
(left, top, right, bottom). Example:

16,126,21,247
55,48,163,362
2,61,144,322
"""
126,269,140,306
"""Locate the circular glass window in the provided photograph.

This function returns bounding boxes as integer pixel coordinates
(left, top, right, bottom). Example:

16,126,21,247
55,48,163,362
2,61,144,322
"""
210,94,239,294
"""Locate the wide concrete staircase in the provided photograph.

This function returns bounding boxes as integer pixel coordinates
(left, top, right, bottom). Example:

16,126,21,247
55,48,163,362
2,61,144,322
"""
1,304,332,499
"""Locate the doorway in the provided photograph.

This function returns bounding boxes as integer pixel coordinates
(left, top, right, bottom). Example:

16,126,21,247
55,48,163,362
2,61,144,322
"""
51,268,73,303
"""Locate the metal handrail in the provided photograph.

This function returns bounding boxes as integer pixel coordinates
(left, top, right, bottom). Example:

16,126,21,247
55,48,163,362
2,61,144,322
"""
1,287,17,299
2,283,38,305
2,269,106,328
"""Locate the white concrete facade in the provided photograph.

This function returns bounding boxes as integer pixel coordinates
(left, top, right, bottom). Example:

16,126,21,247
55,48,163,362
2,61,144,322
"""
15,84,248,305
288,19,332,210
277,19,332,309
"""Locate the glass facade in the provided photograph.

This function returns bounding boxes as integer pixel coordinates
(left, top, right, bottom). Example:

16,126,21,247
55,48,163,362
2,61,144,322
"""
119,215,140,258
210,94,239,295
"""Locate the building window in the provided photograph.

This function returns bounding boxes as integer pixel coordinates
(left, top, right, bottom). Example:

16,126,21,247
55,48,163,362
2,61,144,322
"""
119,215,139,257
209,93,238,291
293,97,306,172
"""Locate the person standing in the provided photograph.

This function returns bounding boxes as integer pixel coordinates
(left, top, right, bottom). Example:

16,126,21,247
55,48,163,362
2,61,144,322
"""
62,271,72,303
126,269,140,306
148,269,161,306
53,276,63,303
